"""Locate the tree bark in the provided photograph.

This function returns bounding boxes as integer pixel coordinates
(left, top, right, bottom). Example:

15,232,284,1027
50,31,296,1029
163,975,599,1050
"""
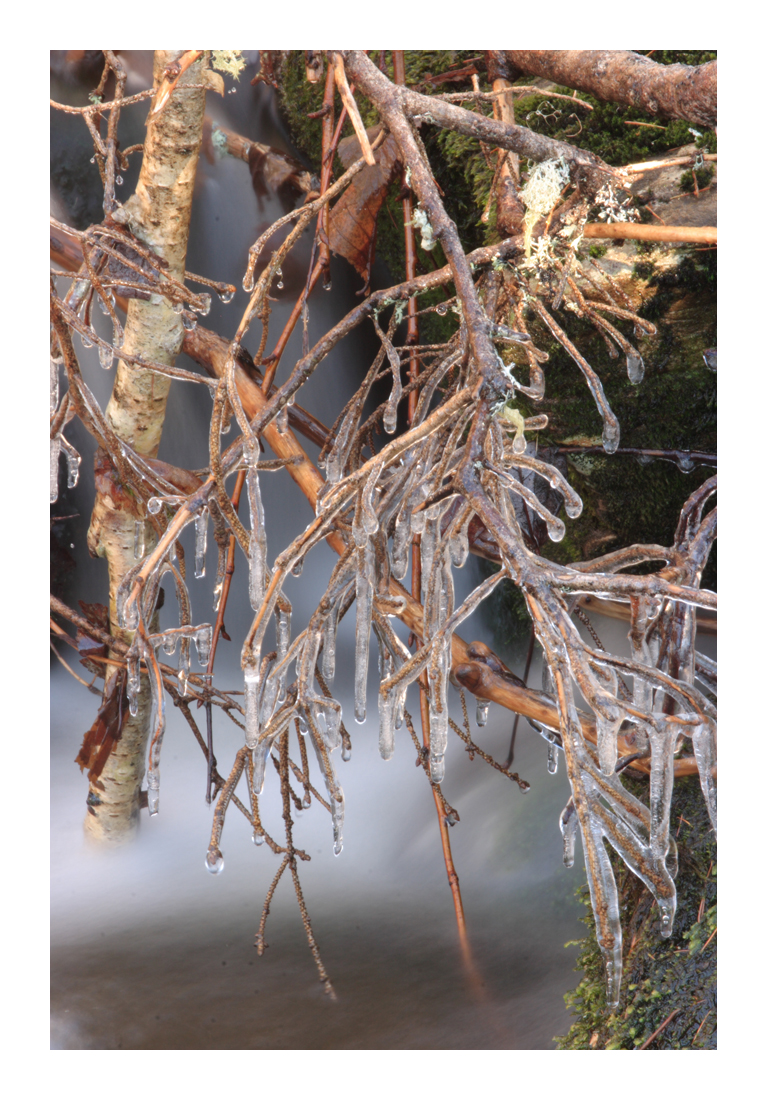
84,50,207,844
504,51,717,129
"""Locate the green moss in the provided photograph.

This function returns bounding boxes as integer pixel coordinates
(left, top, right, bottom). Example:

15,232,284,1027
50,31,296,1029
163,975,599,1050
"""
679,165,715,193
556,776,716,1049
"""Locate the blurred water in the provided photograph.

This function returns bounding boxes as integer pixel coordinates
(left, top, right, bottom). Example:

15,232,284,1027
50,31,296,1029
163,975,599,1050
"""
50,52,714,1050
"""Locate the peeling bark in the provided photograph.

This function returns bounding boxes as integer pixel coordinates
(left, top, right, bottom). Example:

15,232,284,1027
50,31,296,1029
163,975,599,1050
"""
85,50,207,844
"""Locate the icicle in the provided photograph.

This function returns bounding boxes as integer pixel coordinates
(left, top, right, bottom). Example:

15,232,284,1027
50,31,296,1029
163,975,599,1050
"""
321,603,339,683
133,520,145,560
50,355,59,413
428,643,451,783
178,641,190,697
475,699,489,727
626,352,644,384
691,718,717,834
595,708,624,775
127,653,140,716
194,625,213,666
50,437,61,504
559,798,578,868
354,540,375,724
194,509,208,578
547,740,559,774
276,404,289,434
61,440,81,489
332,791,345,856
378,690,397,761
275,605,291,704
146,784,160,816
244,667,260,751
161,633,177,656
247,465,267,609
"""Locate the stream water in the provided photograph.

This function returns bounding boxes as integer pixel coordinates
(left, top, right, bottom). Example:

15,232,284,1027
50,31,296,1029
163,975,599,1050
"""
50,52,714,1050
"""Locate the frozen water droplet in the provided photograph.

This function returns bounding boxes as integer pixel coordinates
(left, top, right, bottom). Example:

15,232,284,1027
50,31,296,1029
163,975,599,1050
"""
475,700,489,727
90,156,96,164
99,344,113,370
252,831,265,846
637,452,653,467
147,788,159,816
342,743,351,762
444,813,458,827
147,497,164,515
291,557,304,577
205,848,224,874
182,311,197,331
218,288,235,304
197,294,212,316
354,706,366,725
436,303,448,316
602,421,620,454
115,175,123,186
702,348,716,371
333,840,343,856
626,352,644,384
677,453,694,473
80,332,93,349
302,792,311,809
277,279,284,290
297,714,308,736
324,280,332,291
171,301,184,314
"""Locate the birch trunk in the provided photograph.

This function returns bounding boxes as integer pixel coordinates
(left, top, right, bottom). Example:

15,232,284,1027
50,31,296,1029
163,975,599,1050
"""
85,51,206,844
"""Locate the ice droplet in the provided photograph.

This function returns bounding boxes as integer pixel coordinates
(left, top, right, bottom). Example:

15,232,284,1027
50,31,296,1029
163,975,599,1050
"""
677,453,694,473
147,788,159,816
115,175,123,186
436,303,448,316
205,847,224,874
341,743,351,762
626,352,644,384
291,556,304,577
99,344,114,370
601,420,620,454
80,332,93,349
252,831,265,846
218,288,235,304
171,301,184,314
182,311,198,331
475,700,489,727
197,294,212,316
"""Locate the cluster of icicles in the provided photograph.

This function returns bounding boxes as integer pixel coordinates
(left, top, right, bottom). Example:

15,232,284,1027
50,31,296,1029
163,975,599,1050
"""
54,251,716,1011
